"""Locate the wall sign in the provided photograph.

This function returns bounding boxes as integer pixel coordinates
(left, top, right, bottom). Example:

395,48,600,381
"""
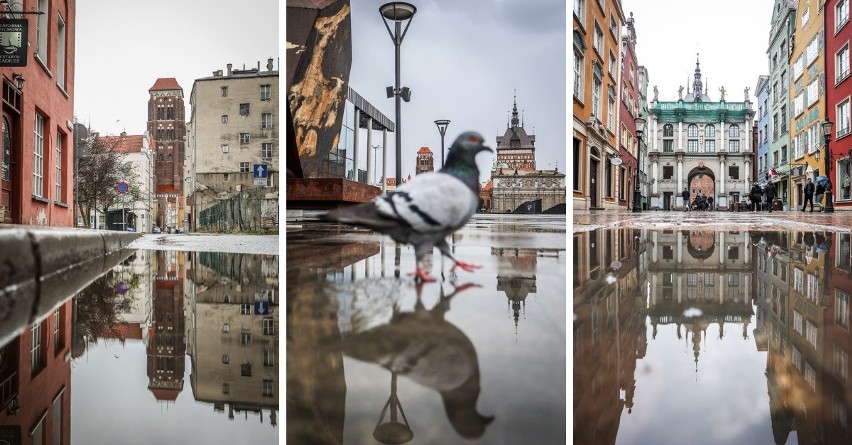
0,19,27,67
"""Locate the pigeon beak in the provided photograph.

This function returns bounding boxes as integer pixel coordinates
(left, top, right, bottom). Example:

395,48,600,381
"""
478,145,493,153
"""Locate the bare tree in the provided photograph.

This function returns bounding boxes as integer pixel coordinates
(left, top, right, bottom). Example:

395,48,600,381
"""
75,135,144,228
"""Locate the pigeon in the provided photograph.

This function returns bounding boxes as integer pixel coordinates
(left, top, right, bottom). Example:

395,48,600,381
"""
322,131,493,282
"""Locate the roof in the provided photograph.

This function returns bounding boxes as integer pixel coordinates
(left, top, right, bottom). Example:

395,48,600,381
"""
149,78,183,92
97,134,148,153
481,179,493,191
496,126,536,150
417,146,432,154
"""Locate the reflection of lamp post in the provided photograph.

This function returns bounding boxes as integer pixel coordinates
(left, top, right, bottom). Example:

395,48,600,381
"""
373,144,380,185
380,2,417,186
434,119,450,168
822,119,835,212
633,115,646,213
373,371,414,444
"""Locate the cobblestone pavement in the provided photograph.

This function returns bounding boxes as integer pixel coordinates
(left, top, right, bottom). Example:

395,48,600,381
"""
573,209,852,233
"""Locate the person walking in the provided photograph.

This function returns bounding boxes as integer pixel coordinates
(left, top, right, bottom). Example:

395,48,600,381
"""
750,182,762,212
707,196,714,211
682,188,690,212
802,178,815,212
765,182,776,212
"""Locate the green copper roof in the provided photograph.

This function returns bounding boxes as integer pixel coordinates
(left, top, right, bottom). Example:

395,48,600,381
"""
650,101,754,122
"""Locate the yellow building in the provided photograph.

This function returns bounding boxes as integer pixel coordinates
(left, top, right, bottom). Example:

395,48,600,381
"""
789,0,826,208
573,0,625,210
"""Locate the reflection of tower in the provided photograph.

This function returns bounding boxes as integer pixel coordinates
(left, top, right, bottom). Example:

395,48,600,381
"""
493,248,538,335
148,78,187,232
147,250,186,402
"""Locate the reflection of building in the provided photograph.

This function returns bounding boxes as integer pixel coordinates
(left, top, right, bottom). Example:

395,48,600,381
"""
493,248,538,331
188,252,279,426
147,250,186,402
148,78,187,232
188,62,279,231
0,301,71,444
647,58,755,210
573,228,647,445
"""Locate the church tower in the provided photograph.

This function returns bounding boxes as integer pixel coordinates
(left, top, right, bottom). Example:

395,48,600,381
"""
147,78,187,232
495,94,536,171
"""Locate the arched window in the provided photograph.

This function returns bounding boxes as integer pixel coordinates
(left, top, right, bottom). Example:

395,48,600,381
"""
705,125,716,137
729,125,740,138
688,124,698,137
664,124,674,137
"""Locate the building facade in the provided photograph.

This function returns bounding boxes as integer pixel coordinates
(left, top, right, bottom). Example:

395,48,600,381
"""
0,0,76,226
827,0,852,209
415,146,433,175
96,133,154,232
647,59,755,210
767,0,797,206
188,61,279,231
573,0,625,210
637,65,650,208
618,12,640,209
756,75,771,187
147,78,187,232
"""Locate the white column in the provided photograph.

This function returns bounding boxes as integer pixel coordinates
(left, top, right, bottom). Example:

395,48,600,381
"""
719,273,725,304
678,121,684,151
678,274,683,304
382,128,388,193
652,232,659,263
744,234,750,265
652,158,659,194
652,117,659,151
677,158,683,192
719,232,726,264
720,158,726,195
677,232,683,264
366,117,373,186
745,159,750,185
353,108,361,182
651,274,657,306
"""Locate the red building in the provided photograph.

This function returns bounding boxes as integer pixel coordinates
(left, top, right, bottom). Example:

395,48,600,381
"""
618,13,640,209
0,0,76,226
415,146,434,174
826,0,852,209
147,78,186,232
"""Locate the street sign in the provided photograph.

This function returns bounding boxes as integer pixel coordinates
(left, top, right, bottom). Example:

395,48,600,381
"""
253,164,268,186
116,282,129,295
255,291,269,315
116,181,129,194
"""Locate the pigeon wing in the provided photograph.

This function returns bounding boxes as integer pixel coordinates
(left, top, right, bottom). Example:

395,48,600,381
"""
375,172,477,235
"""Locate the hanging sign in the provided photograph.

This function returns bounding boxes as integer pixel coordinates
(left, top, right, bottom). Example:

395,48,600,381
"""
0,19,27,67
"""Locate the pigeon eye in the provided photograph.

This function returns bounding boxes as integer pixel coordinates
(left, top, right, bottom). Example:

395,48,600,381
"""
469,135,478,142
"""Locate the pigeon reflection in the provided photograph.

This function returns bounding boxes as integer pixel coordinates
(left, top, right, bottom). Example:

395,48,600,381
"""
339,281,494,441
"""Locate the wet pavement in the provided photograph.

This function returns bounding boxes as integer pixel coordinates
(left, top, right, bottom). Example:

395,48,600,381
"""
573,214,852,444
287,214,567,444
0,249,279,445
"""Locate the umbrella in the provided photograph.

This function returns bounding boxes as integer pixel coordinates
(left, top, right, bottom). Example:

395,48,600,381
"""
816,175,830,187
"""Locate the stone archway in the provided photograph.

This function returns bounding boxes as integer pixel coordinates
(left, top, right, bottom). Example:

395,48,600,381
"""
687,165,715,206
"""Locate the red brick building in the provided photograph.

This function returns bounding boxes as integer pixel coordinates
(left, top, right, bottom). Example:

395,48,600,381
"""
147,78,186,231
0,0,76,226
827,0,852,209
415,146,434,174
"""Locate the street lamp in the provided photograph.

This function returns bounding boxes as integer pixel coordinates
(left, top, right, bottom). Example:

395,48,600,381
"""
633,115,646,213
372,144,380,185
822,118,835,213
380,2,417,186
434,119,450,167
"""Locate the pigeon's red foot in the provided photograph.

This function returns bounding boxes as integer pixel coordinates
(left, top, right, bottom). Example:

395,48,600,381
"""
408,268,437,282
451,260,482,273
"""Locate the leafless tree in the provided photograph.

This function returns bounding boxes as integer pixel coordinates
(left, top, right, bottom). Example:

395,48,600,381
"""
75,135,143,228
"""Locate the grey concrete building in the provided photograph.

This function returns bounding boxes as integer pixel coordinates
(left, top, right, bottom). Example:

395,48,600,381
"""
647,58,756,210
187,60,279,231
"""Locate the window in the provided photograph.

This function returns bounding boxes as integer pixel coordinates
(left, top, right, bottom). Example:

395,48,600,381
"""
240,162,250,172
221,144,229,153
729,140,740,152
592,78,602,117
663,166,674,179
30,412,45,445
781,145,787,162
241,332,252,347
839,0,850,32
36,0,47,62
222,383,230,394
53,309,60,351
729,125,740,138
573,52,583,98
687,139,698,152
263,380,274,397
836,345,849,387
52,391,62,445
704,139,715,152
838,45,850,84
663,124,674,137
57,15,66,89
31,321,43,370
593,23,603,53
609,52,616,77
262,112,273,129
241,304,252,315
663,140,673,152
221,86,228,97
264,347,275,366
729,166,740,180
573,138,581,190
240,103,250,116
221,115,228,124
222,323,230,333
838,99,851,138
838,290,851,328
687,124,698,137
55,132,63,202
262,143,273,159
239,133,250,144
263,317,275,335
33,113,44,197
222,354,229,364
573,0,584,18
241,362,252,376
802,5,810,27
260,84,271,100
705,125,715,137
223,173,229,182
605,163,612,197
781,106,787,132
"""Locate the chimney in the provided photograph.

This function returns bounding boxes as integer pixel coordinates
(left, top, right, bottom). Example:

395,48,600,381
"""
226,63,232,76
267,58,274,71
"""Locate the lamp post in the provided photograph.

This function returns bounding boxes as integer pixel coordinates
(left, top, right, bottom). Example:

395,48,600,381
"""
633,115,646,213
372,144,380,185
822,119,835,213
434,119,450,167
380,2,416,186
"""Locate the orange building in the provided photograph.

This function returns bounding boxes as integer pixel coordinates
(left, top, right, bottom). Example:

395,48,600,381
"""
573,0,625,210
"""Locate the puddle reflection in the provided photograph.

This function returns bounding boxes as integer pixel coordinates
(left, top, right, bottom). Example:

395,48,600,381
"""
0,250,279,445
573,228,852,444
287,220,566,445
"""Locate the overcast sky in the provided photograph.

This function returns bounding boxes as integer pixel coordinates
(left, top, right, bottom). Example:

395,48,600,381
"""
625,0,773,104
75,0,278,137
349,0,566,183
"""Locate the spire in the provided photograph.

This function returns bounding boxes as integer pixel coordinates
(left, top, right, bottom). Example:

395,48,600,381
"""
692,53,704,101
511,91,519,129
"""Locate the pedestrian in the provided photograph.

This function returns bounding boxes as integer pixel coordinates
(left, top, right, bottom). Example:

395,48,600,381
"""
707,196,714,211
682,188,690,212
802,178,815,212
765,183,776,212
815,181,825,211
750,182,762,212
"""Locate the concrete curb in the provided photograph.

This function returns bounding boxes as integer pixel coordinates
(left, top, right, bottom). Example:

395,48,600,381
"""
0,226,141,346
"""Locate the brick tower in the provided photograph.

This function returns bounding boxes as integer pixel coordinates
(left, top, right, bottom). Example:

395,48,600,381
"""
148,78,187,232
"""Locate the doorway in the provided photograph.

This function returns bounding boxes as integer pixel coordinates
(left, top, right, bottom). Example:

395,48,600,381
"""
590,158,599,208
1,115,12,223
663,192,672,210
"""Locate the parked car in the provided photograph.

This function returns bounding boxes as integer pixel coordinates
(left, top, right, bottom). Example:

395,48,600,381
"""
153,226,161,234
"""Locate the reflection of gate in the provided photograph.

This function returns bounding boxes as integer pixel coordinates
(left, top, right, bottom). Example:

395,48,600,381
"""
687,166,715,203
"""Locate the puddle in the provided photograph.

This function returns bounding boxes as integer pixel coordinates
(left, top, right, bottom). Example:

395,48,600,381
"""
0,250,279,445
287,215,567,444
573,227,851,444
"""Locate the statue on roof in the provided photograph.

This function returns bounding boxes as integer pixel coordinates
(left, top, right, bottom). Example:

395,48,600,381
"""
744,86,750,101
719,86,726,101
653,85,658,102
678,85,684,100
